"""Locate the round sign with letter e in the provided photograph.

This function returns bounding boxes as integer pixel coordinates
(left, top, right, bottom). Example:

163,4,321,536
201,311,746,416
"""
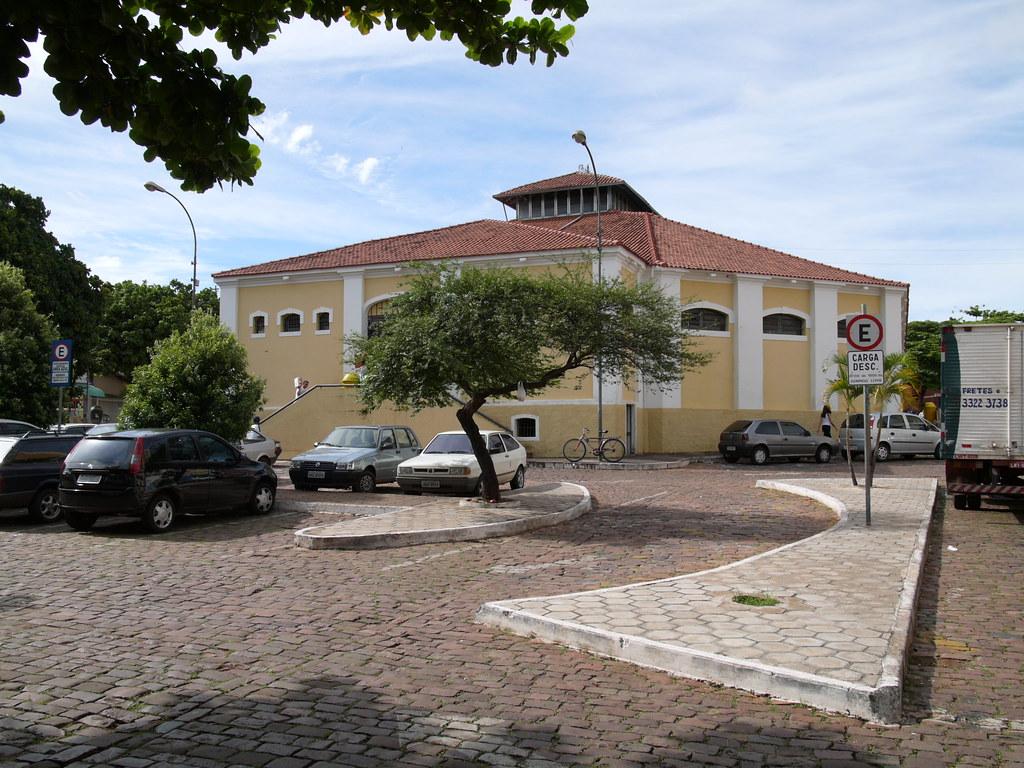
846,314,883,351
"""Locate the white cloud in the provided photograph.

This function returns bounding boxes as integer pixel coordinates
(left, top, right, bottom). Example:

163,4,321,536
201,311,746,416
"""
354,157,379,185
252,111,290,144
284,124,318,155
325,154,349,174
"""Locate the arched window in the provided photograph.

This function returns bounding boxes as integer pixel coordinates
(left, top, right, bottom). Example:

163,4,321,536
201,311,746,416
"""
681,307,728,332
280,312,301,334
366,298,394,338
763,313,805,336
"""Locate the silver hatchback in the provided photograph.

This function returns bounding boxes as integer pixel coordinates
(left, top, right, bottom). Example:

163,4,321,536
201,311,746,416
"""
718,419,834,465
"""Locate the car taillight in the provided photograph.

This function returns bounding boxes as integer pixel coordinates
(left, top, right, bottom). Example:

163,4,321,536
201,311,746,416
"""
129,437,145,475
741,433,749,442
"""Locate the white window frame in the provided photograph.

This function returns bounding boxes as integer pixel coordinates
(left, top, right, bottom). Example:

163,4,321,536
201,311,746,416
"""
762,307,810,341
364,293,403,335
277,308,304,337
511,414,540,442
313,306,334,335
680,301,733,338
249,311,268,339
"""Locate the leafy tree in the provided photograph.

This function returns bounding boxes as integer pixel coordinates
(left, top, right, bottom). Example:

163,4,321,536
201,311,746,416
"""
904,319,942,406
822,352,860,486
0,262,57,426
959,305,1024,324
119,312,264,440
94,278,219,381
1,1,588,191
0,184,104,372
350,262,710,502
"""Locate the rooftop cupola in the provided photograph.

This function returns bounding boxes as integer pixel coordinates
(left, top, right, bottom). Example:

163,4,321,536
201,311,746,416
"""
494,170,658,221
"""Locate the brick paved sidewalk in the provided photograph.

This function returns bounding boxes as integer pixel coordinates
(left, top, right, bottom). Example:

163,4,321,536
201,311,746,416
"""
480,477,938,723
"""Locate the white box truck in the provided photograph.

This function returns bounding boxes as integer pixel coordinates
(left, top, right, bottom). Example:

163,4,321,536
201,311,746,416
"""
941,323,1024,509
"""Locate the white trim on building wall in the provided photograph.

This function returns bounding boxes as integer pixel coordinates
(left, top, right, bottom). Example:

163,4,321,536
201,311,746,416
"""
276,307,305,337
342,275,364,372
219,283,238,334
312,306,334,335
249,310,268,339
735,276,767,409
510,414,540,442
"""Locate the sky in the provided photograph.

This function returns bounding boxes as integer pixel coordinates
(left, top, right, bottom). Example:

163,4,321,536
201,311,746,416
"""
1,0,1021,322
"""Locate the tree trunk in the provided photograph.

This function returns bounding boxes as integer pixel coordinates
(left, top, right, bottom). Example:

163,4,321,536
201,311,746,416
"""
843,406,858,486
455,396,502,503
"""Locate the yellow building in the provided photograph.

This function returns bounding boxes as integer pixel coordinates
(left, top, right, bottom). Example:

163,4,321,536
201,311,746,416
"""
213,172,908,458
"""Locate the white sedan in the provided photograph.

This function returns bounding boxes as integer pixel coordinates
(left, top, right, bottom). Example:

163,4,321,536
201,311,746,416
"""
397,430,527,495
236,426,282,465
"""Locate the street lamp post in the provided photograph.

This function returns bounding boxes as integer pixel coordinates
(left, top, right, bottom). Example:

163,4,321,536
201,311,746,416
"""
144,181,198,309
571,130,605,455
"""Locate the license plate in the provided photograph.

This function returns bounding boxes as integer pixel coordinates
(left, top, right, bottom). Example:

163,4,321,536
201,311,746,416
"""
422,480,440,488
76,474,102,485
307,470,326,479
725,446,736,451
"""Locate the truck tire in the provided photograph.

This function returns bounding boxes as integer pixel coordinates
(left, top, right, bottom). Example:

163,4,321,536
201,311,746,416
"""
966,494,982,510
953,494,967,510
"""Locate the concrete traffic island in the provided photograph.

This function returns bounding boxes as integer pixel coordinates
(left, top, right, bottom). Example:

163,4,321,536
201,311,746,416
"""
477,477,938,723
294,481,590,550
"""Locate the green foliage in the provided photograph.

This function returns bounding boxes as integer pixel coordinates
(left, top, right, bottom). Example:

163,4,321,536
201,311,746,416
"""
0,262,57,425
959,305,1024,324
1,1,588,191
0,184,104,372
119,312,264,441
350,261,708,500
351,262,708,412
905,320,942,395
94,279,219,381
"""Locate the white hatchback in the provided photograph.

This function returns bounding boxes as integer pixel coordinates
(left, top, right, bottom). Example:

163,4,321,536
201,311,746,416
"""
838,412,941,461
397,430,527,495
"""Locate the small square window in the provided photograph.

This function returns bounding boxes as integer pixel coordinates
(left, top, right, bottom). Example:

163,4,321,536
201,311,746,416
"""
253,316,266,335
316,312,331,332
514,417,538,439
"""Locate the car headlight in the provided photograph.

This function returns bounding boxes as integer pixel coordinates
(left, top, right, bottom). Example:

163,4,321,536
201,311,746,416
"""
335,461,353,470
290,460,301,469
450,466,473,476
398,466,412,476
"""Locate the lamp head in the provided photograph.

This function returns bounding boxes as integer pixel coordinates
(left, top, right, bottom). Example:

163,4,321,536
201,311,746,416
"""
144,181,167,193
571,130,587,146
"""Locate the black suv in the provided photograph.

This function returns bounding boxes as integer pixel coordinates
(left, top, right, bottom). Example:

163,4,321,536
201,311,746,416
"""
59,429,278,533
0,434,83,522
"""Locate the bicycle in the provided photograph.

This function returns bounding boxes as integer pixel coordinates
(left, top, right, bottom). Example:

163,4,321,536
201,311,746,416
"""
562,427,626,463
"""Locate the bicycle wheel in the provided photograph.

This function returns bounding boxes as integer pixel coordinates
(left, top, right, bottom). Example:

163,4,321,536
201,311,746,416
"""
600,438,626,463
562,438,587,462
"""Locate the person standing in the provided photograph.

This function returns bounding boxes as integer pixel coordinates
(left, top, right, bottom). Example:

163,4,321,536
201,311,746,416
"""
820,403,833,437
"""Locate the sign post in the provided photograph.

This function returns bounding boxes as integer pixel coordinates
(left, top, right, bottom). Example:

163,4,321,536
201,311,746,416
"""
50,339,74,434
846,313,883,525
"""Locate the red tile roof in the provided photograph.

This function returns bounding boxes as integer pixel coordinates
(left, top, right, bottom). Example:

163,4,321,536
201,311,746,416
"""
493,172,627,204
214,207,905,288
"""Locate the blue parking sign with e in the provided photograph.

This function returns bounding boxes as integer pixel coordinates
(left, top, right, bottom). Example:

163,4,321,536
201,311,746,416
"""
50,338,74,387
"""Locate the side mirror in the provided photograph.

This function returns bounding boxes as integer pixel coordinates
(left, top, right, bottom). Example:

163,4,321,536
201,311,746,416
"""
314,441,321,447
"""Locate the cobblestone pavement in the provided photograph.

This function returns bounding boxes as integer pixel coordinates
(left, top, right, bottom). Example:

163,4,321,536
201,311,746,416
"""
1,461,1022,767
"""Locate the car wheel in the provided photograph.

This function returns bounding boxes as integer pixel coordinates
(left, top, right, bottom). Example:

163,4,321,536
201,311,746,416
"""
65,510,98,531
752,446,769,465
353,471,376,494
510,466,526,490
28,488,62,523
934,444,942,460
875,442,891,462
952,494,967,510
249,481,275,515
815,444,832,464
723,454,740,464
258,455,274,466
966,494,982,510
142,493,177,533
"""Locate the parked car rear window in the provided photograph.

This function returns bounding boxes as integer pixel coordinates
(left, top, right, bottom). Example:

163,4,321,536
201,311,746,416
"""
755,421,781,435
10,438,71,463
423,434,472,454
781,422,809,437
501,434,521,452
843,414,865,429
722,421,752,433
66,437,136,468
